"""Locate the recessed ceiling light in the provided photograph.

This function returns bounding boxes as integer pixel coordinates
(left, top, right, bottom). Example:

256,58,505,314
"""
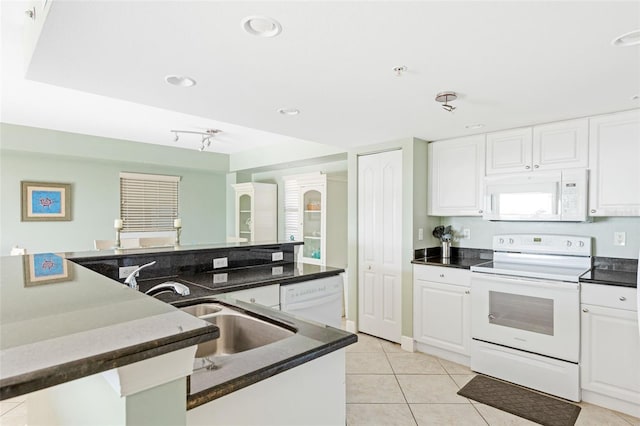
278,108,300,116
465,123,485,130
165,75,196,87
242,16,282,37
611,29,640,47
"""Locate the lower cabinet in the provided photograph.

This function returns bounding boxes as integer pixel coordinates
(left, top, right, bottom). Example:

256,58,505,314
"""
580,284,640,418
224,284,280,310
413,265,471,363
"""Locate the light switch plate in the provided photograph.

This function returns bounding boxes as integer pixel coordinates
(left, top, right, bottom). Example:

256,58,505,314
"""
213,257,228,269
462,228,471,240
272,252,283,261
119,265,139,279
418,228,424,241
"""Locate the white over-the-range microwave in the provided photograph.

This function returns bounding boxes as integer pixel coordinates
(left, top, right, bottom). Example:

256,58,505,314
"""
483,169,588,222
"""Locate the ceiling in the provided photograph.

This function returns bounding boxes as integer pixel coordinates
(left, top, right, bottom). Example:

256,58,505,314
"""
2,1,639,154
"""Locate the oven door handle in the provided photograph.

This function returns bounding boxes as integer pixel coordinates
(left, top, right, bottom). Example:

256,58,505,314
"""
471,274,579,291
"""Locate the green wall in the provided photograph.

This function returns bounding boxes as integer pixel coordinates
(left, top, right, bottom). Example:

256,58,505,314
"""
0,124,228,254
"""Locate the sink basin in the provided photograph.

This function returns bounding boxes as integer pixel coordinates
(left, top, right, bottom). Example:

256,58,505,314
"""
180,303,294,358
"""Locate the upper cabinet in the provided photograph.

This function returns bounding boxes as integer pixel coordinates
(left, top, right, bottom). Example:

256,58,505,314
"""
428,135,485,216
486,119,588,175
588,110,640,216
232,182,277,242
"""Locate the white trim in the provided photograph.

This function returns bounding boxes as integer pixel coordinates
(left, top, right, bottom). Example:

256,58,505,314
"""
401,336,416,352
119,172,181,182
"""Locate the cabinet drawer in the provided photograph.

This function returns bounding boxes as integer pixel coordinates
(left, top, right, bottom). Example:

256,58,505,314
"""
224,284,280,308
413,265,470,287
581,283,637,311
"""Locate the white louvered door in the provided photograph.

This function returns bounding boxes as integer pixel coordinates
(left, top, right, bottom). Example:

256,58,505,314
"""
358,150,402,342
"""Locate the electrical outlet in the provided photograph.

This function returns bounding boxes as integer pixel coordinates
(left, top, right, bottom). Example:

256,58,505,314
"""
272,251,283,261
119,265,139,279
418,228,424,241
213,273,228,284
213,257,228,269
614,232,626,246
462,228,471,240
272,266,284,275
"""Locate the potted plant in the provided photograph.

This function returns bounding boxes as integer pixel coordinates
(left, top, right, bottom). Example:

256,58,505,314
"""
432,225,453,258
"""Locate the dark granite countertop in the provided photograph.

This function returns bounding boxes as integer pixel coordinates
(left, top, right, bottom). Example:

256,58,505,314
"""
172,297,356,409
0,255,219,400
137,262,344,304
580,269,637,288
412,256,492,269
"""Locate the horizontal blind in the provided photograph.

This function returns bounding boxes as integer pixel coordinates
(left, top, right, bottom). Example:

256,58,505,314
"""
120,173,180,232
283,178,300,241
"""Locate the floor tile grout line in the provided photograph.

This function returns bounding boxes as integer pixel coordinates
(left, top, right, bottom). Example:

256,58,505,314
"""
382,343,419,426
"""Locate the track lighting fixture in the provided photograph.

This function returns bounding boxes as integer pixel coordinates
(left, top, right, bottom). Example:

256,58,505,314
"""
435,91,458,113
170,129,221,152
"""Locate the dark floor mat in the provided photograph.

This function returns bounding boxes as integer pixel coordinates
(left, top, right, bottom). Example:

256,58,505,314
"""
457,375,581,426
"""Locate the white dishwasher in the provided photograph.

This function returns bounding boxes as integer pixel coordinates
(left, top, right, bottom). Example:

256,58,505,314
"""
280,275,343,328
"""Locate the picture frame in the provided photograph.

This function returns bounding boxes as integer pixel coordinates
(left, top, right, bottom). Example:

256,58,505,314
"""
23,253,73,287
21,181,71,221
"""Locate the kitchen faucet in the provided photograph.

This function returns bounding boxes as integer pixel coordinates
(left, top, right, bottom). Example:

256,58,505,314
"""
124,261,157,291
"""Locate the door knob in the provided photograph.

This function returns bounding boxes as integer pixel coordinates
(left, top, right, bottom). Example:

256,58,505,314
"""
582,308,589,313
525,165,531,169
488,314,495,320
250,297,256,303
367,265,372,270
619,296,626,301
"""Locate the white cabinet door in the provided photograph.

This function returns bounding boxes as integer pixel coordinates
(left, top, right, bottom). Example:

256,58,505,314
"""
358,150,403,343
232,183,278,242
299,182,326,265
486,127,533,174
428,135,485,216
532,118,589,171
414,278,471,356
581,304,640,404
588,109,640,216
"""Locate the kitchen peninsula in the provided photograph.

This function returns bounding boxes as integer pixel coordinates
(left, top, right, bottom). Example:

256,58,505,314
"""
0,241,355,426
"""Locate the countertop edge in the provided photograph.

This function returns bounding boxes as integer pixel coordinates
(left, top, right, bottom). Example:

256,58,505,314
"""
186,332,357,410
0,324,219,401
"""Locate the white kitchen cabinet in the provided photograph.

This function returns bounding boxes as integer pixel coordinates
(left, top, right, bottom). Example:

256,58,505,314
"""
232,182,277,242
285,173,347,267
581,283,640,418
588,109,640,216
413,265,471,364
428,135,485,216
224,284,280,310
486,119,588,174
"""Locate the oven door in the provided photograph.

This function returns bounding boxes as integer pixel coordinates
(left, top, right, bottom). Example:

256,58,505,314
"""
471,273,579,362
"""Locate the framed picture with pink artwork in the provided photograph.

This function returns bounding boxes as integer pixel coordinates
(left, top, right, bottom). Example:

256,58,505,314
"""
21,181,71,221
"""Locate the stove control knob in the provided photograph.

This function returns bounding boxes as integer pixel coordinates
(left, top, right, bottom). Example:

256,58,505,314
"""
566,240,572,247
508,238,514,244
498,238,504,244
578,241,585,247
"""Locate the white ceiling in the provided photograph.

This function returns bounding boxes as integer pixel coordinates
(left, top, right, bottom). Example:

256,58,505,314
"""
2,1,639,154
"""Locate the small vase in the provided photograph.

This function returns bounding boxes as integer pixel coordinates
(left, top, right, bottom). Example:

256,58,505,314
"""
441,241,451,259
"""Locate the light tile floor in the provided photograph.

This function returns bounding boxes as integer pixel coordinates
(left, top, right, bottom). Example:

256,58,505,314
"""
346,332,640,426
2,333,639,425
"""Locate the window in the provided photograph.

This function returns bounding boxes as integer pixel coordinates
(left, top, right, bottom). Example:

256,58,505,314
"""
120,172,180,232
283,177,300,241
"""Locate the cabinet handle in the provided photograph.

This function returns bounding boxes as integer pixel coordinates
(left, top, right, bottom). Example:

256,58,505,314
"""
590,209,596,214
619,296,627,301
368,265,372,270
582,308,589,313
525,165,531,169
534,164,539,169
478,209,483,214
439,274,445,278
250,297,256,303
465,290,470,294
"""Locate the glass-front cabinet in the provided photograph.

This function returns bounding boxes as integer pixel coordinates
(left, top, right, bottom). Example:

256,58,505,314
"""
232,183,277,243
301,187,324,264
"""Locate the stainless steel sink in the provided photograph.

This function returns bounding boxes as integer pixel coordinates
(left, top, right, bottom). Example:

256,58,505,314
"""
180,303,294,358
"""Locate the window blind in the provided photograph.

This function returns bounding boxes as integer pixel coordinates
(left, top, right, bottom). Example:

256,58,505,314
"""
120,172,180,232
283,178,300,241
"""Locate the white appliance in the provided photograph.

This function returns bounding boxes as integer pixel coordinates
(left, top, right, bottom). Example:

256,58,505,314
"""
280,275,343,328
638,249,640,336
470,234,592,401
483,169,588,221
